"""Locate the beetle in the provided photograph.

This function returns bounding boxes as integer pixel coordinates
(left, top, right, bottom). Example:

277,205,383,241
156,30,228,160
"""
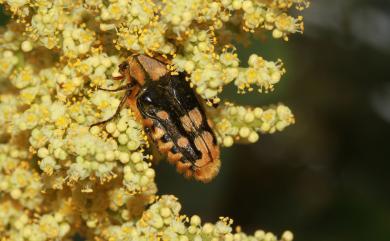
91,54,220,182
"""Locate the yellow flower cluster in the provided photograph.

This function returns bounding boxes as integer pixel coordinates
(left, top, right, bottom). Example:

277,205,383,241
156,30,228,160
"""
100,195,295,241
0,0,308,240
212,103,295,147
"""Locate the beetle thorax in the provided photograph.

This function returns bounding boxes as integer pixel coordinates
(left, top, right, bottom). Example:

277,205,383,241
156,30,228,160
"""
124,55,169,86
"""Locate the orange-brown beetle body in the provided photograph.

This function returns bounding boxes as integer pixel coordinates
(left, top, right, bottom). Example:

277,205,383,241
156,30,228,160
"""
93,55,220,182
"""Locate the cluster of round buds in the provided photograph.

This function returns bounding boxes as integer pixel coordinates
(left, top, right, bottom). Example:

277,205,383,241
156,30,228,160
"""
0,0,30,17
0,161,43,209
236,54,285,93
61,25,96,58
212,103,295,147
0,44,19,80
0,198,25,239
219,0,307,39
26,213,71,240
0,144,43,209
160,0,227,34
107,186,155,213
99,0,176,54
100,195,294,241
7,90,153,194
173,34,240,102
173,36,284,100
10,64,39,89
0,94,18,134
50,52,120,101
25,2,99,52
0,202,73,241
160,0,198,34
272,13,304,40
88,109,155,195
76,53,121,87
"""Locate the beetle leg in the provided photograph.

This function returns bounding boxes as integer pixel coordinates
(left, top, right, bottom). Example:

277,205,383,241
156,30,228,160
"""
97,83,133,92
113,75,125,80
90,89,132,128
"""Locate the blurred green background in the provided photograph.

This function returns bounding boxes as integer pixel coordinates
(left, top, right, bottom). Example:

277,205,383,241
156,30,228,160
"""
2,0,390,240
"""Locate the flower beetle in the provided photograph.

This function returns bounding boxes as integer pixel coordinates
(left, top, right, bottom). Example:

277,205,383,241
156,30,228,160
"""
92,55,220,182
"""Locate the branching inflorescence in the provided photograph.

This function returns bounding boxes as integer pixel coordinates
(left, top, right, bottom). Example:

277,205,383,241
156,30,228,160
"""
0,0,308,240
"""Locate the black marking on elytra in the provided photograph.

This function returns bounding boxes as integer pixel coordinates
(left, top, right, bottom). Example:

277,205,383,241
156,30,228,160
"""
161,134,170,142
136,72,218,166
144,127,151,133
171,146,179,154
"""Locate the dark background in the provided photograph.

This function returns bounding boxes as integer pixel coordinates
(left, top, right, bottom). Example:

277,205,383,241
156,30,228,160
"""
2,0,390,240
